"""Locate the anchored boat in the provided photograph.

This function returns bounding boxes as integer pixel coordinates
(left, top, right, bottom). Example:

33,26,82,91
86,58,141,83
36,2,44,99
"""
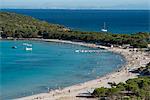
101,22,108,32
25,47,32,51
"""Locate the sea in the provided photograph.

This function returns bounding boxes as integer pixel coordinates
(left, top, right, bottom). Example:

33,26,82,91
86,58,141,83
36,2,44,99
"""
0,40,125,99
1,9,150,34
0,9,149,99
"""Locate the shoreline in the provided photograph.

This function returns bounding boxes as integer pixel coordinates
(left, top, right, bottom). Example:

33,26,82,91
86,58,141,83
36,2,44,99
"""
2,38,149,100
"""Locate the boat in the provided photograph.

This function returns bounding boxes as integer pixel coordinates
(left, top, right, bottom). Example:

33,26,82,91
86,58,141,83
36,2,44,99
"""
75,50,80,52
23,43,32,47
23,43,27,46
12,46,17,49
75,50,101,53
101,22,108,32
25,47,32,51
26,44,32,47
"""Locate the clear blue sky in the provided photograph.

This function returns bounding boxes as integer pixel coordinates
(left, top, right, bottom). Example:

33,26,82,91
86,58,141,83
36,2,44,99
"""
1,0,149,9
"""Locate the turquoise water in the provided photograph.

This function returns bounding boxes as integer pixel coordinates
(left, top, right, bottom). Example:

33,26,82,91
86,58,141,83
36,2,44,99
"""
0,40,125,99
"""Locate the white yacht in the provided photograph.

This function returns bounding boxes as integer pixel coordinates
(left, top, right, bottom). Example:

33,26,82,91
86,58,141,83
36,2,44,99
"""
101,22,108,32
25,47,32,51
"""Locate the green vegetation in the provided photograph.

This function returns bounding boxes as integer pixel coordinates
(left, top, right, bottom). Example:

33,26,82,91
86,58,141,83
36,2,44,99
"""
92,77,150,100
92,63,150,100
0,12,150,48
0,12,64,38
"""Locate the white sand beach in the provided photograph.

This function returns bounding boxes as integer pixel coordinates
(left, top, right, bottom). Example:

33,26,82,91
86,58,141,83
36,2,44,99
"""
15,39,150,100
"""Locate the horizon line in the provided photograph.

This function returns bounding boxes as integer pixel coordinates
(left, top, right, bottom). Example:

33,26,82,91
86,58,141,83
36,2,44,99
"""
1,8,149,10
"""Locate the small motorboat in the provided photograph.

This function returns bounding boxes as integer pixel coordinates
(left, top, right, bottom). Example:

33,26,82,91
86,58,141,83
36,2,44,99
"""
23,43,27,46
75,50,80,52
23,43,32,47
25,47,32,51
26,44,32,47
12,46,17,49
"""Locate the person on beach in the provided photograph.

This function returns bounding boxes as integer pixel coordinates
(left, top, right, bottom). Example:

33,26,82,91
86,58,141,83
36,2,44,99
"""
47,87,50,93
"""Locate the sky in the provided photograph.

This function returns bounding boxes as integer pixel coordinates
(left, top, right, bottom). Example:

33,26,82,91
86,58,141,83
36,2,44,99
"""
0,0,149,9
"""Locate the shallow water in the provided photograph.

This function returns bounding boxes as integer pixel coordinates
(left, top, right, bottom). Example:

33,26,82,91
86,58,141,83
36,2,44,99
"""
0,40,125,99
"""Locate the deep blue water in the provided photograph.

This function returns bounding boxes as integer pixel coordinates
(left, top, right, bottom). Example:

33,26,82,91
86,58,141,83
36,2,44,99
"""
1,9,150,33
0,40,125,99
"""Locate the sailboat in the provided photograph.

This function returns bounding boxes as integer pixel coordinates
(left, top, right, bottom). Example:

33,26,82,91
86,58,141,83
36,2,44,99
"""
101,22,108,32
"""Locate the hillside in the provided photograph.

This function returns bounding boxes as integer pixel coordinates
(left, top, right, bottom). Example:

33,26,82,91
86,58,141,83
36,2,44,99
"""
0,12,149,48
0,12,64,38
